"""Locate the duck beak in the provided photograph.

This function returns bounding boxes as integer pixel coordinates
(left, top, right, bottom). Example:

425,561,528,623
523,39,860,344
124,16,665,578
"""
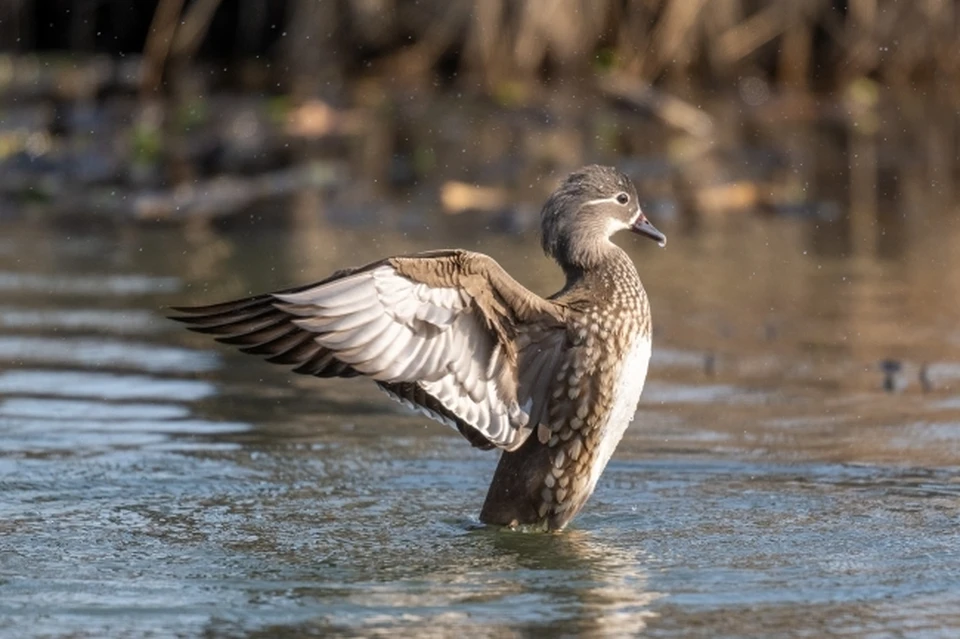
631,213,667,248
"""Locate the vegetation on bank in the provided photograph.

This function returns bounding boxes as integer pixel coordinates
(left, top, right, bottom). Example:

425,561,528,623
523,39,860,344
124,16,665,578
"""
3,0,959,96
0,1,956,236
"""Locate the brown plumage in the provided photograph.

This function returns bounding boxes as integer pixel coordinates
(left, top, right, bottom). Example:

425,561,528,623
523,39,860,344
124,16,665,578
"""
171,164,666,531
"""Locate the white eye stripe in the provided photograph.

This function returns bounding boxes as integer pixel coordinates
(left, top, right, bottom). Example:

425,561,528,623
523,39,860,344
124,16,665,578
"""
582,195,625,207
583,196,642,224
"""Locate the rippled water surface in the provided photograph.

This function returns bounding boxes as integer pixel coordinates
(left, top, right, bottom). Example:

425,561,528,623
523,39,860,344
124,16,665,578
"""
2,208,960,638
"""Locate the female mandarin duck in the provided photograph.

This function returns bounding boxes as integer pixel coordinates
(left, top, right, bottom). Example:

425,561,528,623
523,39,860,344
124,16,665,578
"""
173,165,666,531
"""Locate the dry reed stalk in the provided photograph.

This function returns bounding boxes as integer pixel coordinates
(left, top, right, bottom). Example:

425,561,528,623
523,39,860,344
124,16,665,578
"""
0,0,31,50
381,2,471,78
845,0,880,77
778,0,819,89
700,0,743,73
649,0,709,78
170,0,223,62
715,4,784,66
465,0,508,87
140,0,186,98
122,0,960,102
612,0,659,76
514,0,610,75
927,0,959,75
283,0,340,101
599,72,714,138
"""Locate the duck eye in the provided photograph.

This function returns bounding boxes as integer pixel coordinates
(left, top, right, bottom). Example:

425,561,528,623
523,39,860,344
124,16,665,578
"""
616,192,629,205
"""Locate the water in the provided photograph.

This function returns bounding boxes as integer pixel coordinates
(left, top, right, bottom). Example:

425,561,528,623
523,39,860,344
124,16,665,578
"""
1,208,959,637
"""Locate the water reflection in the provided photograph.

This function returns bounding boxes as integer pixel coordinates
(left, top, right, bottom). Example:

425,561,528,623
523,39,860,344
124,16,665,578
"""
0,271,180,295
216,524,663,637
482,530,663,637
0,370,216,401
0,336,217,373
0,307,162,333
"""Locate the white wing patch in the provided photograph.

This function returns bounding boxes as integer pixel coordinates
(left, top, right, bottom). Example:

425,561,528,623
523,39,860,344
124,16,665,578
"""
273,265,529,448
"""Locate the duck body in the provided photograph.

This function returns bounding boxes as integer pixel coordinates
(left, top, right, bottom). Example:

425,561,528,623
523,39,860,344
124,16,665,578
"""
481,249,652,530
173,165,665,531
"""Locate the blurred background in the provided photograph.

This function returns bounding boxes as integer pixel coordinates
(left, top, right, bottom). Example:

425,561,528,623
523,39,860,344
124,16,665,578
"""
3,3,960,636
1,0,957,242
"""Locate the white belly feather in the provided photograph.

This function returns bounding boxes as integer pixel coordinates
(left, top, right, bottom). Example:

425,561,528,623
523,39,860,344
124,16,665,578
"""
587,336,652,492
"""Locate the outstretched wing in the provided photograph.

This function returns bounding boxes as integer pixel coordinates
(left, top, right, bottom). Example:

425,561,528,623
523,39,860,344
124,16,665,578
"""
172,250,569,451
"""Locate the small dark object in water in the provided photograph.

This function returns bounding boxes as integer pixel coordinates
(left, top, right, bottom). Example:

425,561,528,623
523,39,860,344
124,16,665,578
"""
919,363,933,393
880,359,903,393
704,352,716,376
764,321,778,341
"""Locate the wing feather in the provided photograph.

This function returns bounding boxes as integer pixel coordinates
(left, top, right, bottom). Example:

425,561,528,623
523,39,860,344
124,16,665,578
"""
184,308,286,335
277,276,374,308
340,321,405,369
298,303,383,332
265,335,323,365
172,251,568,451
217,320,296,347
417,328,450,381
241,328,313,357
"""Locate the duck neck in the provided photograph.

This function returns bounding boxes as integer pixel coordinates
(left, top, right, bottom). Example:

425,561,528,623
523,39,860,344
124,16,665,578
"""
557,240,634,288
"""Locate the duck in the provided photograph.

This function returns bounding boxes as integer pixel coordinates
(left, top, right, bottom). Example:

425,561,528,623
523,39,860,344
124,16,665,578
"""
172,164,666,531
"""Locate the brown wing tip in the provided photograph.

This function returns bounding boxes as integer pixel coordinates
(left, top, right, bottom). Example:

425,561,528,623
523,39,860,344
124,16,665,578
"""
167,310,206,326
167,306,206,323
166,308,229,327
172,290,278,310
168,305,200,314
